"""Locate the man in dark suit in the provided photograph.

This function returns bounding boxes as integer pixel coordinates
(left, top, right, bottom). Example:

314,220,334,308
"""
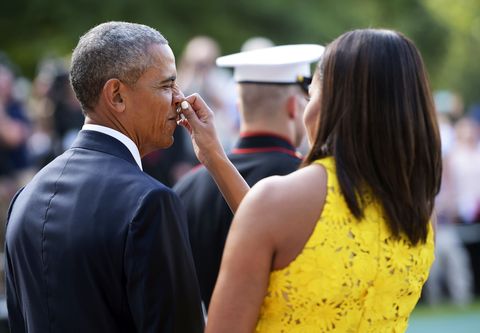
5,21,204,332
173,44,323,308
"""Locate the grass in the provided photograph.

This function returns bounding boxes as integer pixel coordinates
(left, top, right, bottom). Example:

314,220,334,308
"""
407,299,480,333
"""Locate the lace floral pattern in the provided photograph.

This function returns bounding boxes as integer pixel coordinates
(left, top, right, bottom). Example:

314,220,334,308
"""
256,157,434,333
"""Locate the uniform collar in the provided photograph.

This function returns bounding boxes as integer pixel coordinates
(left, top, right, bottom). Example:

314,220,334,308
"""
233,131,301,159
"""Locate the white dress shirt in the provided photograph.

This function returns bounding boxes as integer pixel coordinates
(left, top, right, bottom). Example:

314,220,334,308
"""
81,124,143,171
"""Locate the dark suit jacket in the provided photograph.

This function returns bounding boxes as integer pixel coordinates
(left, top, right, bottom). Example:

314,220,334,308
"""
5,130,204,333
174,133,301,307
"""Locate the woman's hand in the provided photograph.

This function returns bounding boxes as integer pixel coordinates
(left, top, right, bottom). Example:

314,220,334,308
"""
177,93,226,168
177,93,250,213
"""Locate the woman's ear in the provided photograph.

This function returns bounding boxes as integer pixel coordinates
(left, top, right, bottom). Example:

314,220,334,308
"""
102,79,126,113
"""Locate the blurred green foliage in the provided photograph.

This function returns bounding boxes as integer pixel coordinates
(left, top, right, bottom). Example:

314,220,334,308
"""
0,0,479,106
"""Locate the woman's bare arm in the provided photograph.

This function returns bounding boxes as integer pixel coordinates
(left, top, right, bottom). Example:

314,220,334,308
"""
206,179,277,333
179,94,249,212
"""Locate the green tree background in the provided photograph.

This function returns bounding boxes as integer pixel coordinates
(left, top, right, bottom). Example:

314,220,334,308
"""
1,0,479,108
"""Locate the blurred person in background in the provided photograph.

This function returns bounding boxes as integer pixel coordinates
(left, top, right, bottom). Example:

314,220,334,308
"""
240,36,274,52
425,110,474,306
0,56,32,266
0,58,31,178
468,103,480,125
449,117,480,225
174,44,323,308
26,57,61,169
48,71,84,153
26,57,83,169
177,36,234,119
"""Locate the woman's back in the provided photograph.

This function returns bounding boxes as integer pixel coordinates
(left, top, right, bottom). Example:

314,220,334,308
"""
203,29,441,333
256,157,434,332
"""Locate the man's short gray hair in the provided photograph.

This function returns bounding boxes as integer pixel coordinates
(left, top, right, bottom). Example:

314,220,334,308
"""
70,21,167,112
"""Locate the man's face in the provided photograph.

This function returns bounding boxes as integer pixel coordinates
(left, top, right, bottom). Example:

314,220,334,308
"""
124,43,182,156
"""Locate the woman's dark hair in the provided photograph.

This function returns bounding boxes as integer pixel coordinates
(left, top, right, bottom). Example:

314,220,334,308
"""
303,29,442,245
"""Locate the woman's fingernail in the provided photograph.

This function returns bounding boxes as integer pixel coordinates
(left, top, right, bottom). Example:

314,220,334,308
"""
181,101,190,110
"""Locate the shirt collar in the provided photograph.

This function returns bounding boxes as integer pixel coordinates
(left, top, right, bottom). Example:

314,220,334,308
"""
81,124,143,170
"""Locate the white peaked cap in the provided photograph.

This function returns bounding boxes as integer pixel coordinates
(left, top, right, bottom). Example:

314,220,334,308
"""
216,44,324,83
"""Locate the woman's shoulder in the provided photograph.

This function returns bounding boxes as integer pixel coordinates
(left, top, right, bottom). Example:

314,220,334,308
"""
234,163,329,269
248,163,328,213
235,163,328,228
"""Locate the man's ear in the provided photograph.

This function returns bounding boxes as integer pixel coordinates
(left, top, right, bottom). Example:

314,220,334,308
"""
102,79,126,113
286,95,297,119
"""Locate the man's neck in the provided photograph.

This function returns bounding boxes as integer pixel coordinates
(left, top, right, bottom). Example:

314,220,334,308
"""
240,122,294,145
84,113,133,143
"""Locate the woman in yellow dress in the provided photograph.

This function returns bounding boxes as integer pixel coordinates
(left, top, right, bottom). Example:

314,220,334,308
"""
180,28,441,332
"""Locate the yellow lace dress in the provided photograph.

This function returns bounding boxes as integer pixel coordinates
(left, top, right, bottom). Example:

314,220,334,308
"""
256,157,434,333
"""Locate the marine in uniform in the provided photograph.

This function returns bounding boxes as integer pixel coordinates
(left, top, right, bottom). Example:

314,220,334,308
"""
174,44,324,307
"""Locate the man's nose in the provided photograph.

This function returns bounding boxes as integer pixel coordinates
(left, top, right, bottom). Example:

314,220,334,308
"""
172,84,185,104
